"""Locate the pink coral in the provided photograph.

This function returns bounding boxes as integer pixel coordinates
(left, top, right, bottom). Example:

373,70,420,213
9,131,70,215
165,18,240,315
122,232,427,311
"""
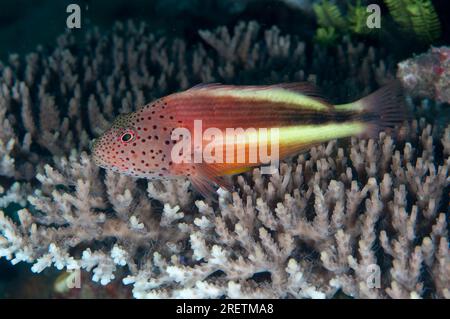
397,46,450,104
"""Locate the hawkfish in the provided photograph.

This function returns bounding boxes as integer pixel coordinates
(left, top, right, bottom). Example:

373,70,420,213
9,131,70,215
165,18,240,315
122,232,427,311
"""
91,82,405,198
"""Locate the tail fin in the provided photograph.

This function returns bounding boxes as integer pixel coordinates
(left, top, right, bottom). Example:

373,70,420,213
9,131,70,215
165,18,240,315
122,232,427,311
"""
339,81,408,139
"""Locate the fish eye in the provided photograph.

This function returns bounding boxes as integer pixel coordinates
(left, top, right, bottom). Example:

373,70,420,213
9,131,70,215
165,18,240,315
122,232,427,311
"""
120,130,135,143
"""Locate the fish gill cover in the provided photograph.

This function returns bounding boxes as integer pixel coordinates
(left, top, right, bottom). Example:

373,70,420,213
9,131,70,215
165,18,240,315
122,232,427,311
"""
0,0,448,299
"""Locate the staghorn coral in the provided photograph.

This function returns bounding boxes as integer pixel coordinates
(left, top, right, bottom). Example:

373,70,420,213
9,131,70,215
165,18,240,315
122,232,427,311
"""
0,21,448,298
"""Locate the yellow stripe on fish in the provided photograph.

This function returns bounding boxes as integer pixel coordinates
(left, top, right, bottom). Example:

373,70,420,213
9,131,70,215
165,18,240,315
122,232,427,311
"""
275,122,366,145
222,122,366,146
195,87,330,111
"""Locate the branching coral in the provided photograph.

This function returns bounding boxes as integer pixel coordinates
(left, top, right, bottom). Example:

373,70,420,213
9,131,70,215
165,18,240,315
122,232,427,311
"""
0,21,448,299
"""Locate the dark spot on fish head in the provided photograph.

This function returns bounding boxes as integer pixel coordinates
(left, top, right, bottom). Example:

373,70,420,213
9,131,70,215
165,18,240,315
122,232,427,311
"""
92,104,176,180
91,111,142,175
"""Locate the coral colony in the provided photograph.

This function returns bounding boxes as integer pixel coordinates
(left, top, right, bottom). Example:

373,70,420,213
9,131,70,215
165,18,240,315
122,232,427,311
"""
0,21,448,298
398,46,450,105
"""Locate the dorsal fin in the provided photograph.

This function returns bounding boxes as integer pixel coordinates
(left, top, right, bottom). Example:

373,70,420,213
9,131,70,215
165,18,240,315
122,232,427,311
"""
187,83,224,90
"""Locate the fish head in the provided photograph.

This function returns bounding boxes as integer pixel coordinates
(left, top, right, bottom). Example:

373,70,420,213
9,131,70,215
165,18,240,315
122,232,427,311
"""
91,112,159,177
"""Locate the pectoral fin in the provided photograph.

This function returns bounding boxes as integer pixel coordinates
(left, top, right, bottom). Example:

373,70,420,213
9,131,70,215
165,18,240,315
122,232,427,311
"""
189,163,234,200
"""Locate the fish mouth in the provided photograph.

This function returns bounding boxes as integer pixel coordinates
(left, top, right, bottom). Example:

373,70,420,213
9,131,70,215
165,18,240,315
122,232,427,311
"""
90,141,108,168
95,160,120,173
92,155,106,168
91,150,118,172
89,138,98,152
93,157,116,172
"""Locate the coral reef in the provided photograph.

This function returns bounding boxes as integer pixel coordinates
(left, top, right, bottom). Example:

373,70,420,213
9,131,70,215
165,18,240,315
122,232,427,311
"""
397,46,450,105
0,21,448,298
